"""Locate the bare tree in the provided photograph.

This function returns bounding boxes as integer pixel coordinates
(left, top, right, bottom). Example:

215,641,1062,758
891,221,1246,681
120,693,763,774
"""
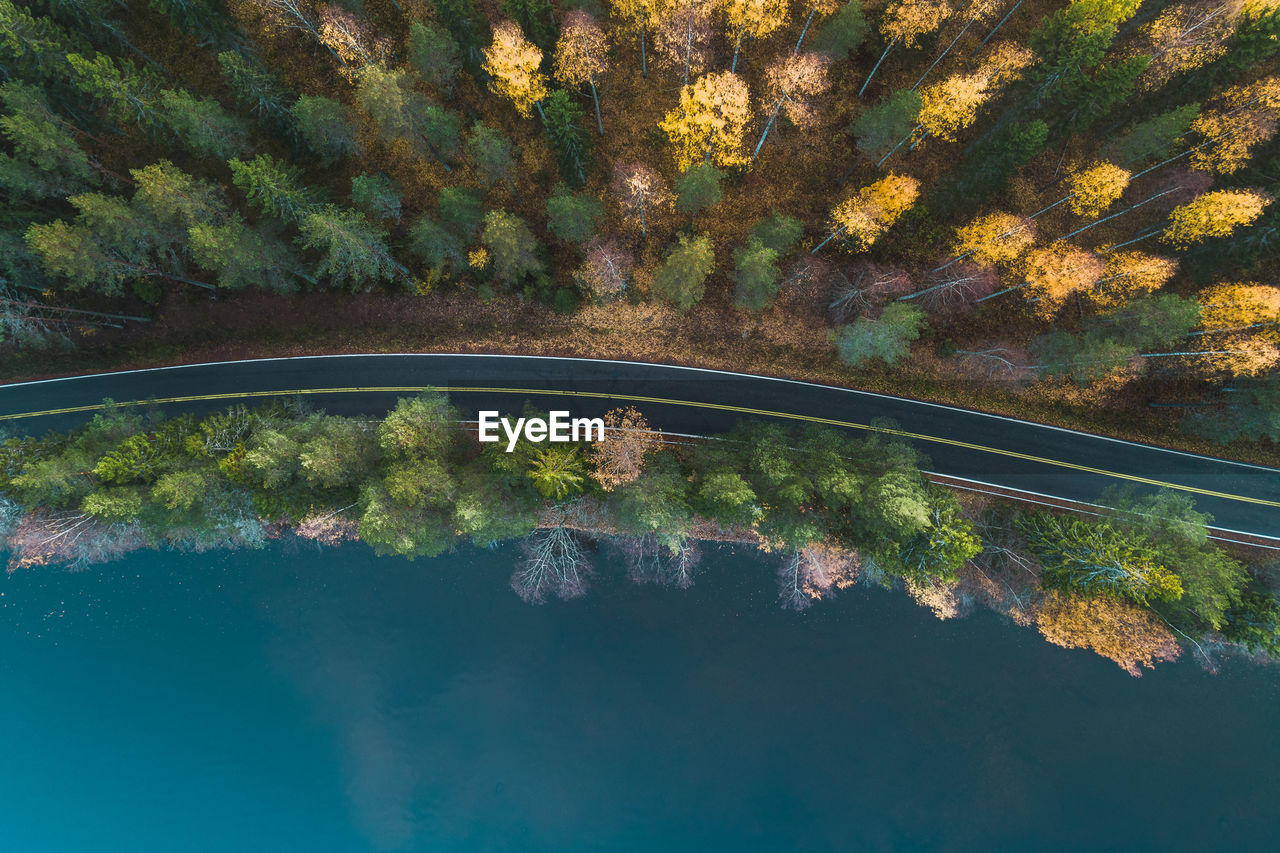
619,533,702,588
512,519,593,604
778,542,859,610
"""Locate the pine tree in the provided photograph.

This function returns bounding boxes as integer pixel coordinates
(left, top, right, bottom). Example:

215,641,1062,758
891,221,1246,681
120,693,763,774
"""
674,162,724,220
833,302,926,366
298,205,398,290
291,95,362,165
229,154,321,225
542,89,591,186
408,20,462,92
547,187,604,243
158,89,251,159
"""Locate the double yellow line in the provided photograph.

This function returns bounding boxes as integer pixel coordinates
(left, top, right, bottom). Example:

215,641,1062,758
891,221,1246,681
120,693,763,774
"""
2,384,1277,509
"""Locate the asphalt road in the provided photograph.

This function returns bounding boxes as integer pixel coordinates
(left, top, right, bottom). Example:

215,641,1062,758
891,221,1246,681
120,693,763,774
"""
1,354,1276,538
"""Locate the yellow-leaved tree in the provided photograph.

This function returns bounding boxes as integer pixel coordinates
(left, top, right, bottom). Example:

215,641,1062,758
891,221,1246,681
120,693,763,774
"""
884,42,1031,161
612,0,665,76
1189,76,1280,174
1066,162,1132,216
483,20,548,118
813,173,921,253
555,10,610,134
860,0,953,97
660,71,752,170
1197,282,1280,336
752,52,831,161
1087,252,1177,308
721,0,791,71
1161,189,1272,247
943,211,1036,269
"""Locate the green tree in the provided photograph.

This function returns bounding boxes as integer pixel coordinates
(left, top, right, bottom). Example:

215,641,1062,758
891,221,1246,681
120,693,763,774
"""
0,81,96,201
66,52,163,129
1184,379,1280,444
350,173,402,222
1017,511,1184,605
298,205,398,290
1222,589,1280,658
751,211,804,254
217,50,296,137
438,186,483,236
1106,103,1199,165
429,0,488,72
378,394,457,459
542,89,590,186
408,20,462,91
546,187,604,244
291,95,361,165
833,302,925,367
851,89,922,161
527,445,588,500
229,154,321,225
188,218,299,294
157,89,250,158
407,215,465,273
674,162,724,220
481,210,543,284
888,490,982,583
732,236,781,311
1102,487,1247,630
812,0,869,58
651,234,715,312
466,121,518,191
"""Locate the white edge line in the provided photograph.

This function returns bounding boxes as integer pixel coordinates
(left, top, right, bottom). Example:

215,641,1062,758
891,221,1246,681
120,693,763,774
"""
925,471,1280,544
1,353,1277,473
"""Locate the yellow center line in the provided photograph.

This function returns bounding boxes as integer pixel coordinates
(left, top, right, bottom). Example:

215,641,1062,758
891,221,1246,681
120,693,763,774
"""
2,385,1276,509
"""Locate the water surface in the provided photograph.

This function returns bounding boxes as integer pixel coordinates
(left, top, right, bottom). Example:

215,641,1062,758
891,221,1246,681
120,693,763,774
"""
2,541,1277,851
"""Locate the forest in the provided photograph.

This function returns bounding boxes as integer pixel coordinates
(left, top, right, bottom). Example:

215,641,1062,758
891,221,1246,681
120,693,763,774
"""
0,0,1277,452
0,394,1274,675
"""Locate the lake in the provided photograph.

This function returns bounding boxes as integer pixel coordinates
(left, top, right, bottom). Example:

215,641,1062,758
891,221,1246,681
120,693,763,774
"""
2,540,1277,852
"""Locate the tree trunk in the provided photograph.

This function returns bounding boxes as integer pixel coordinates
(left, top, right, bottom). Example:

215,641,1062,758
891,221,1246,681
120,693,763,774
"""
978,0,1027,49
859,38,897,98
641,25,647,77
794,9,817,56
1052,186,1182,243
590,80,603,135
753,102,783,160
732,32,744,72
913,18,975,91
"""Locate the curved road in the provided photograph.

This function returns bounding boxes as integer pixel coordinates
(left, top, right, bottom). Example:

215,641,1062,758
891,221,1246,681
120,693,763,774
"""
1,354,1277,539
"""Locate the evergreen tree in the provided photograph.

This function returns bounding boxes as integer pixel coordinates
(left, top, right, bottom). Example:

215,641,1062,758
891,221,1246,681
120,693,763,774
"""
229,154,322,225
291,95,362,165
833,302,925,366
298,205,398,290
542,89,591,186
408,20,462,92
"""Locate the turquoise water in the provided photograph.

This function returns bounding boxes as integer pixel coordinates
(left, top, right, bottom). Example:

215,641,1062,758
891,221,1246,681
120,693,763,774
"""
2,541,1278,852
